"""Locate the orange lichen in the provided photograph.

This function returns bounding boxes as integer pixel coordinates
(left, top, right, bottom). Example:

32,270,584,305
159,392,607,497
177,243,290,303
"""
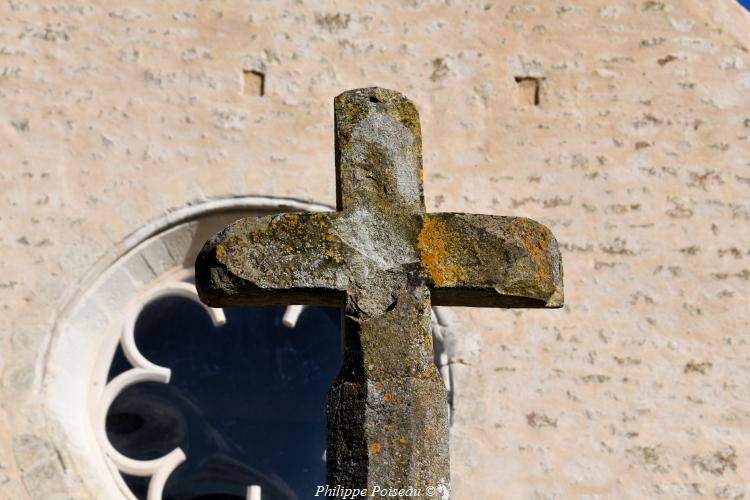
384,423,393,430
417,216,466,286
370,443,381,453
383,393,392,401
424,429,433,437
514,219,553,283
399,437,407,444
374,382,383,392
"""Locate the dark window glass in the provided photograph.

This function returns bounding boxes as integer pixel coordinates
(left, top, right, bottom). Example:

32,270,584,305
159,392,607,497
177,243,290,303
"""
106,296,341,500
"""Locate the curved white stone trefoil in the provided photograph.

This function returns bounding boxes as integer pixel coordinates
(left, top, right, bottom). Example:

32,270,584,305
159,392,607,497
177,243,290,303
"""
96,282,226,500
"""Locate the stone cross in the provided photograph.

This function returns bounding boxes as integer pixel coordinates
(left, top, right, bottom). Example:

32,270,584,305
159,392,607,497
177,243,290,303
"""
195,87,563,498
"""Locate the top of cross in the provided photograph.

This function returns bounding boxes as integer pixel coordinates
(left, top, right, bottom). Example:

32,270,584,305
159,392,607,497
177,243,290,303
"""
335,87,425,214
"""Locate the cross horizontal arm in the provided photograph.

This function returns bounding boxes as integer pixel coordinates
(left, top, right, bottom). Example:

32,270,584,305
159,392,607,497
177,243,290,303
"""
195,212,350,307
417,213,563,308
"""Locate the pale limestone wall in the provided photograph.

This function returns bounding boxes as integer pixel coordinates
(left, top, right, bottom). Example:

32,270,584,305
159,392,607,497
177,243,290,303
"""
1,0,749,498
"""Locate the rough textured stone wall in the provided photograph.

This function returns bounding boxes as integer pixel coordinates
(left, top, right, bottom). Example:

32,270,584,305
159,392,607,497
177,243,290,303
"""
1,0,748,498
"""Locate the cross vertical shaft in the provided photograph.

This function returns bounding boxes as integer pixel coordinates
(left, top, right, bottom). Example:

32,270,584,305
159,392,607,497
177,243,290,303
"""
328,280,449,494
329,88,449,495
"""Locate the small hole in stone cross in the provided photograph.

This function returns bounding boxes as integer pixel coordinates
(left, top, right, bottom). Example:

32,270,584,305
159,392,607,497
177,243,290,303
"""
369,95,381,104
243,70,265,96
515,76,541,106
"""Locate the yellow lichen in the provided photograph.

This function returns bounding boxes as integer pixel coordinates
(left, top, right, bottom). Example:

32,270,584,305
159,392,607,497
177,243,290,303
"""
215,244,224,258
417,216,467,286
386,95,421,137
516,220,552,282
285,213,299,225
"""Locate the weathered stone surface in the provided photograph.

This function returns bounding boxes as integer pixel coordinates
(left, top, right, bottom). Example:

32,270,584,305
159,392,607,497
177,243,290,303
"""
197,210,561,308
196,87,563,497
